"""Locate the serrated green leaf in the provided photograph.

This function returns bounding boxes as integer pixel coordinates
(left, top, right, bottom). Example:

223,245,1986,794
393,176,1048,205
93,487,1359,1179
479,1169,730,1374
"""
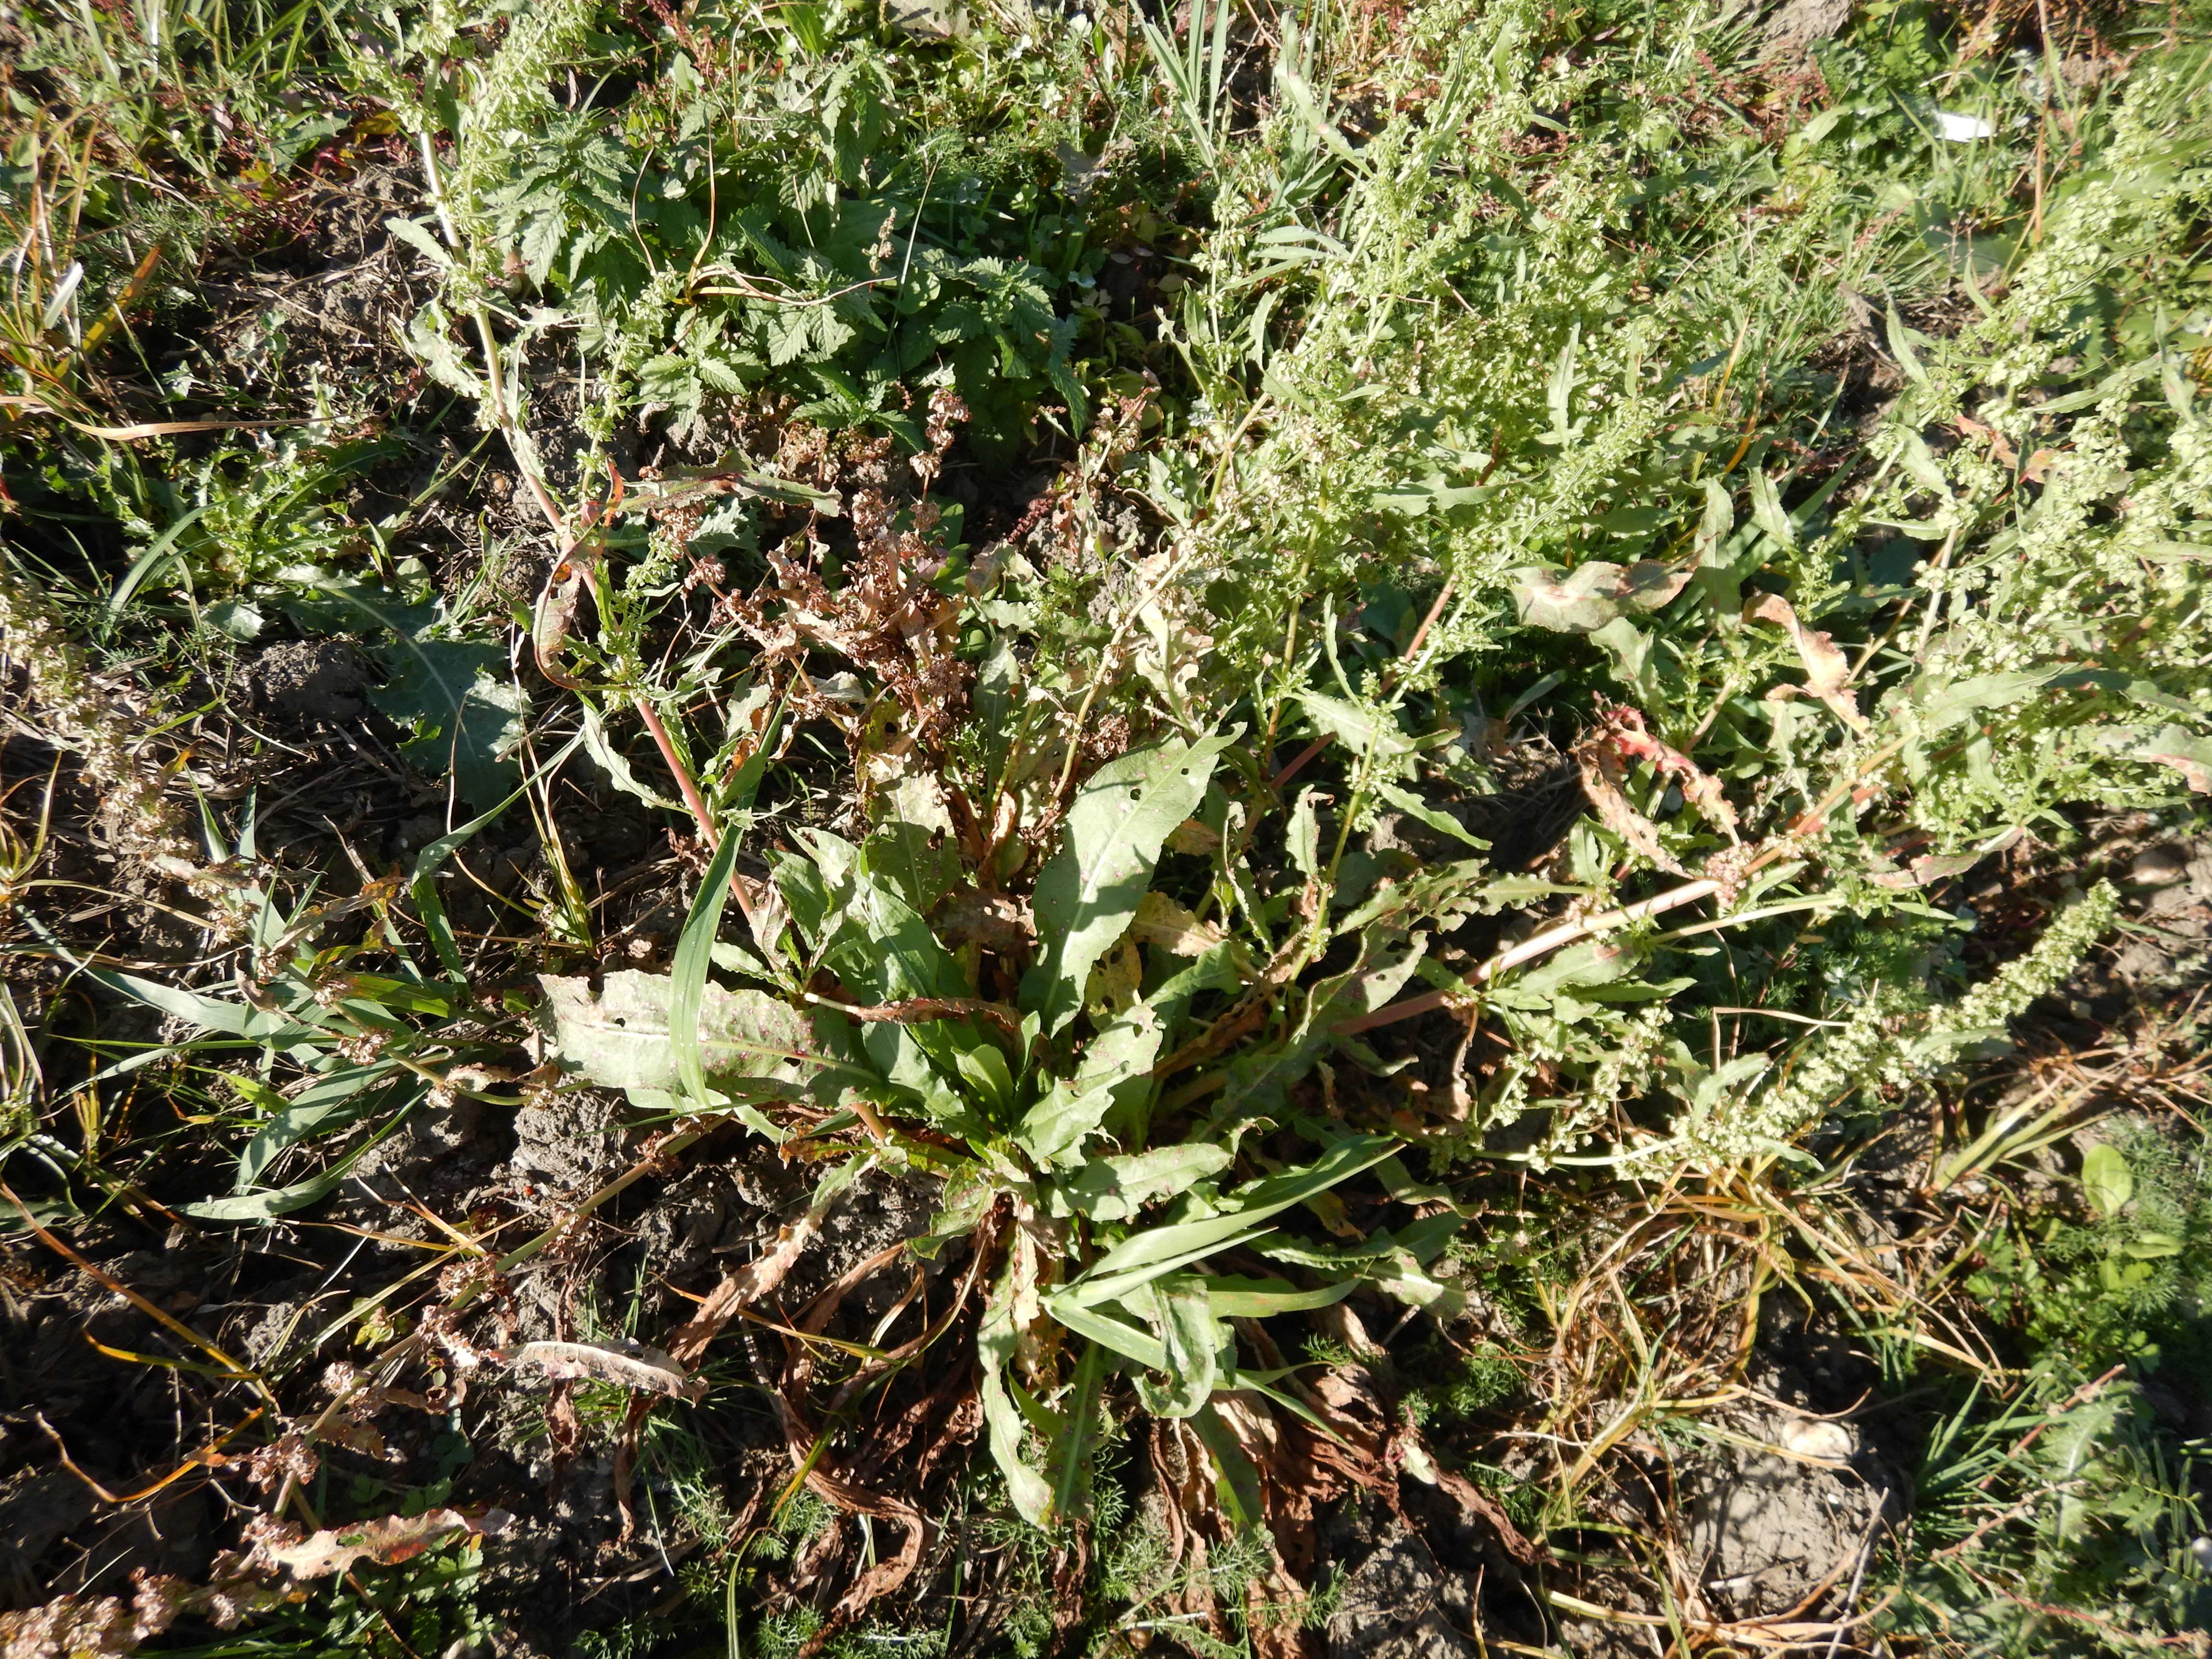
383,216,453,269
1294,690,1415,757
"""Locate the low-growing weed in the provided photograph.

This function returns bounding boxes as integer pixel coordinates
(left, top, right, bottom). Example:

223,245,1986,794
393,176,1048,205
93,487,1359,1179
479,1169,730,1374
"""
6,0,2212,1652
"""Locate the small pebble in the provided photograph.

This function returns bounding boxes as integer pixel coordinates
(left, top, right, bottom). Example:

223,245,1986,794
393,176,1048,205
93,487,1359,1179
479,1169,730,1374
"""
1781,1417,1856,1463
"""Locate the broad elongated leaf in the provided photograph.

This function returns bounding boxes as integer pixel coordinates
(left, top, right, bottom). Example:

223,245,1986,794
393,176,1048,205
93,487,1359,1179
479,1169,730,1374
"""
1190,1402,1264,1528
1052,1142,1235,1223
788,830,1001,1098
978,1237,1055,1526
1020,735,1231,1033
579,704,683,811
1293,690,1415,759
185,1105,419,1223
1049,1297,1169,1370
862,815,962,915
1065,1134,1398,1301
816,838,971,1004
673,830,744,1111
540,969,820,1100
1045,1341,1110,1522
1131,1275,1221,1419
500,1340,701,1401
1015,1000,1164,1168
185,1168,354,1222
1210,935,1427,1127
1057,1226,1282,1310
263,1508,485,1581
1203,1274,1357,1317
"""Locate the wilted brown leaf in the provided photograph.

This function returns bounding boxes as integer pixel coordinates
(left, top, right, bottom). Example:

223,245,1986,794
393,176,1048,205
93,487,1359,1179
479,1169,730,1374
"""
1575,737,1687,876
499,1340,703,1401
1130,889,1227,956
1746,594,1869,733
1168,817,1223,855
260,1507,507,1579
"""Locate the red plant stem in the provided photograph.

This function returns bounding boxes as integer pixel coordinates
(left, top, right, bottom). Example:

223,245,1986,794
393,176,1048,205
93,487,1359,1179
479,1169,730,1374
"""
634,696,716,842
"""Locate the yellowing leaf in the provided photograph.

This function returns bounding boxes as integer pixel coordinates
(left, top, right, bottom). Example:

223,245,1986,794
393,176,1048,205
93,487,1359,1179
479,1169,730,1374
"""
262,1508,501,1580
540,970,815,1097
1512,561,1691,633
1130,890,1226,956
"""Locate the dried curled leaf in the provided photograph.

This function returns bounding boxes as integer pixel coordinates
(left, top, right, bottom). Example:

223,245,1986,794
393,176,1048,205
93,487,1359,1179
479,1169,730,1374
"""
1597,705,1740,840
665,1210,825,1367
1574,737,1685,875
2140,726,2212,794
1167,817,1222,856
499,1340,704,1401
1868,851,1984,890
1746,593,1869,732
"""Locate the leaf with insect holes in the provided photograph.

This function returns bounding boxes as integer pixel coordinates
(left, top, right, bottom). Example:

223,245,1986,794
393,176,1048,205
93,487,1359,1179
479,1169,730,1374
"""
1045,1340,1110,1521
1021,735,1233,1033
1130,1274,1224,1419
1746,594,1868,733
